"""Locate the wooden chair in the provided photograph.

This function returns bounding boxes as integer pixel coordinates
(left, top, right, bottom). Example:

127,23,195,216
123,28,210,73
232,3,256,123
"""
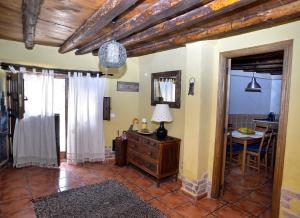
226,127,243,169
246,131,273,174
254,123,269,132
268,132,277,170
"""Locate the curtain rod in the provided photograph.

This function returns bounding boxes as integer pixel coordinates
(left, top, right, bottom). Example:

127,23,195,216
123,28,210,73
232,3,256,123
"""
0,62,113,77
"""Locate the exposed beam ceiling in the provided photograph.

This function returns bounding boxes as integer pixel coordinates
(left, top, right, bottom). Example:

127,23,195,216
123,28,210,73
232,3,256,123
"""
126,1,300,57
232,51,284,61
231,51,284,75
232,65,283,70
0,0,299,57
59,0,139,54
232,59,283,67
22,0,44,49
75,0,209,55
121,0,259,48
244,69,283,75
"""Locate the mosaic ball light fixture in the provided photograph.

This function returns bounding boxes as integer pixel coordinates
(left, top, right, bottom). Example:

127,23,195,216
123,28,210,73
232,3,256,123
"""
98,40,127,68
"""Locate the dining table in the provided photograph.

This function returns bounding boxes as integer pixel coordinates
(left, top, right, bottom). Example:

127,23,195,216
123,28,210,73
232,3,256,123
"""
231,130,264,176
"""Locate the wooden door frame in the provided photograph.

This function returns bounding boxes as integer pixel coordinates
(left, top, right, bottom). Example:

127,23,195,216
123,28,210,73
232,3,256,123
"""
211,40,293,218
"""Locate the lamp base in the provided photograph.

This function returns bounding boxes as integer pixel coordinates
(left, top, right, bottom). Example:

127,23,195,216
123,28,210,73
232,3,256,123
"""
156,122,168,139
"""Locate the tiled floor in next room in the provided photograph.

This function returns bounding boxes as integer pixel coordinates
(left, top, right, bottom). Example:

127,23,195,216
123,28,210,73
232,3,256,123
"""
220,166,273,218
0,161,272,218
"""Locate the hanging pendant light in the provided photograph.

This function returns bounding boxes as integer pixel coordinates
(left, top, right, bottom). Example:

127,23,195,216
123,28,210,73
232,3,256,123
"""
245,72,262,92
98,40,127,68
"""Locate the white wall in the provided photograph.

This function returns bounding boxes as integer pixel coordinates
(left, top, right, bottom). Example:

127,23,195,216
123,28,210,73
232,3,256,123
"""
229,70,282,114
270,78,282,114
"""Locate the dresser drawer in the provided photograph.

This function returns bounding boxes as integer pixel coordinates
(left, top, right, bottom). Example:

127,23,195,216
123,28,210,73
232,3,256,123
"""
138,144,159,161
128,138,159,161
127,149,158,175
128,132,140,143
128,139,139,150
143,160,158,174
142,138,159,150
127,131,181,186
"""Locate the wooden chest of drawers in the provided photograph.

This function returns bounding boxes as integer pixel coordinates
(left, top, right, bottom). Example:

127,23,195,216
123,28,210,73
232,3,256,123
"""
127,131,181,186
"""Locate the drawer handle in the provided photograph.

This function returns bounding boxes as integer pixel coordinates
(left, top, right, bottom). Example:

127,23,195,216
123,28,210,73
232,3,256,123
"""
147,151,152,155
149,142,156,147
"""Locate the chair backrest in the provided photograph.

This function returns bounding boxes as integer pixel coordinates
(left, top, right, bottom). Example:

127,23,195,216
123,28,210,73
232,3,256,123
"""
255,123,269,132
269,132,277,148
259,130,273,153
227,126,233,146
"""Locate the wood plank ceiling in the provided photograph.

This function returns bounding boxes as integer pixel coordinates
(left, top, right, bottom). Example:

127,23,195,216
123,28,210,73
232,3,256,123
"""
231,51,284,75
0,0,299,57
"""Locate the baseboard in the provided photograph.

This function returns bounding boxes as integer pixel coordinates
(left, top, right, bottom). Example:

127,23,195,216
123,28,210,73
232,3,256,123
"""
181,187,207,201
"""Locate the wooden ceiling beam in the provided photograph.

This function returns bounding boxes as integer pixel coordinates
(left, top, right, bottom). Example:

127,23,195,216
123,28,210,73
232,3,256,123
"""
22,0,44,49
232,51,284,61
243,69,283,75
232,64,283,69
232,64,283,70
239,67,283,71
121,0,258,47
245,71,282,75
59,0,139,54
232,59,283,67
92,49,99,56
127,1,300,57
243,68,283,71
75,0,208,55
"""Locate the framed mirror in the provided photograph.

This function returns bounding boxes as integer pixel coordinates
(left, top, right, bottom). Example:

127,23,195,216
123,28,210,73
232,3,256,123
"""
151,70,181,108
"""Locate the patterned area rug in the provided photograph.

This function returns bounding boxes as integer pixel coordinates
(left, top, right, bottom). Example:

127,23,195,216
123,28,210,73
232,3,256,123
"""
32,180,165,218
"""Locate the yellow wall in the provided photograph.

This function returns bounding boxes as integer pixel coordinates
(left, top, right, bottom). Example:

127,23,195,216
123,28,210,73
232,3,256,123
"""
209,21,300,217
1,20,300,216
138,47,186,173
0,39,140,147
136,20,300,217
184,21,300,216
181,41,217,180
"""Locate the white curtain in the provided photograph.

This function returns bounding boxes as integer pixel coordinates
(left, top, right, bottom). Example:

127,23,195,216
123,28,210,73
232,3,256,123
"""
159,79,176,102
153,79,161,101
67,73,106,164
13,69,57,168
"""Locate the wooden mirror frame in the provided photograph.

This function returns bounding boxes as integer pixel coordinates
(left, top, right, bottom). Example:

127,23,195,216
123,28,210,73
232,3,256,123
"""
151,70,181,108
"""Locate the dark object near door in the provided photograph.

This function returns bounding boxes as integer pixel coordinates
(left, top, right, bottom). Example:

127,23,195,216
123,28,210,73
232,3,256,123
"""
55,114,60,166
115,138,127,167
7,73,25,152
103,97,111,120
9,73,25,119
268,112,276,122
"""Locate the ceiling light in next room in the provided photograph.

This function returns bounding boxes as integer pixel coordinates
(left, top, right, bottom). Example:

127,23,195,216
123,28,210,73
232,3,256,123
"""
245,72,262,92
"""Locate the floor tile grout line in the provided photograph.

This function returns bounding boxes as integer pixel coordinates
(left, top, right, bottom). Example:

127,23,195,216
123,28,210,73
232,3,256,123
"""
221,166,273,218
2,163,272,218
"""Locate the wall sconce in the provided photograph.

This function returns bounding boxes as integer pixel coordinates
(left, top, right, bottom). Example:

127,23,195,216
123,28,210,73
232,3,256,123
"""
188,77,195,96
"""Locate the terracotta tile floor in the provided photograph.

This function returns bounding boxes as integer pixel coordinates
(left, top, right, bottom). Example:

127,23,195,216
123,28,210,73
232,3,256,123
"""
219,166,273,218
0,161,272,218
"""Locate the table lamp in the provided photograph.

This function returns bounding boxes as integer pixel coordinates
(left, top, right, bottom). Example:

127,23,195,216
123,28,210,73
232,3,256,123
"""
151,104,173,139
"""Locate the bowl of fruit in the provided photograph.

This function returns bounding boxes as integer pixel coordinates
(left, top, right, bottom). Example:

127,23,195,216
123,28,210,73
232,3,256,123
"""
238,127,255,135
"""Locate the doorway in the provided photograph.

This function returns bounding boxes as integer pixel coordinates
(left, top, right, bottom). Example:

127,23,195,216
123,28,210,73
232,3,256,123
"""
211,40,293,218
53,78,66,153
